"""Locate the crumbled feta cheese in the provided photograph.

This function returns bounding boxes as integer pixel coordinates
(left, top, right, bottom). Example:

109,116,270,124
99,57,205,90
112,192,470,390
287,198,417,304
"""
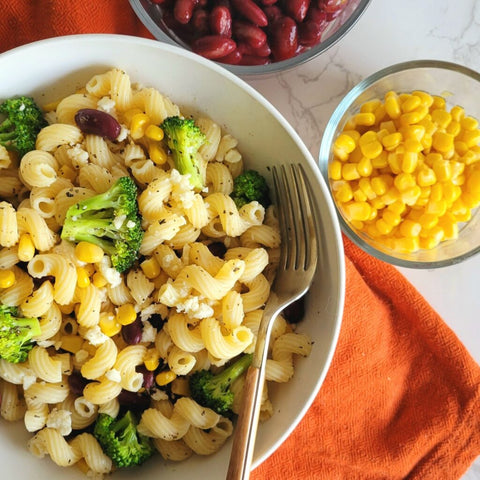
150,388,168,402
84,325,108,346
98,256,121,288
141,320,157,343
105,369,121,383
175,296,214,319
67,144,89,167
126,219,136,229
97,96,116,113
116,125,129,142
46,408,72,436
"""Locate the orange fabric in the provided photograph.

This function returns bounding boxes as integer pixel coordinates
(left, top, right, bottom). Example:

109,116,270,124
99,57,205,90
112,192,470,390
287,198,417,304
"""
1,2,479,479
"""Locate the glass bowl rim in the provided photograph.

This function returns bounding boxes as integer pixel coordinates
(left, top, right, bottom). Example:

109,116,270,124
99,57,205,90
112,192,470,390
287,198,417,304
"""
318,59,480,269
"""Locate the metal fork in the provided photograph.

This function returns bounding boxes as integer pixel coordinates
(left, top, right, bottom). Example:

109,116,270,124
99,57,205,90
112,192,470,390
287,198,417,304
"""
226,163,319,480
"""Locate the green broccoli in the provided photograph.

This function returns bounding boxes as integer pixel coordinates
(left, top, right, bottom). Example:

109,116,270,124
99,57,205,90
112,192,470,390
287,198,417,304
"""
230,170,271,209
189,353,253,416
161,116,206,190
0,96,47,158
0,304,41,363
60,176,143,273
93,411,154,468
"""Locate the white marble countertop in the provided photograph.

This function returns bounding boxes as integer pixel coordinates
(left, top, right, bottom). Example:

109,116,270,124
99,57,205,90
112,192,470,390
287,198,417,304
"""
244,0,480,477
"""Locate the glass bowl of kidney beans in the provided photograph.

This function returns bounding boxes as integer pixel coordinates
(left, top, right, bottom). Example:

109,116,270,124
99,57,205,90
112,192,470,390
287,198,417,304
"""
130,0,372,75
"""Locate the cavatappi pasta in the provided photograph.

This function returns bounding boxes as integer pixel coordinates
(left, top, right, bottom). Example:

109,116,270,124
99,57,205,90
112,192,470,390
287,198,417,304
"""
0,68,312,478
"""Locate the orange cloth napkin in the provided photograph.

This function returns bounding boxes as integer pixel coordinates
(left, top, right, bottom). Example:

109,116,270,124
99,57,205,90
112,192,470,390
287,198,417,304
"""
1,2,479,478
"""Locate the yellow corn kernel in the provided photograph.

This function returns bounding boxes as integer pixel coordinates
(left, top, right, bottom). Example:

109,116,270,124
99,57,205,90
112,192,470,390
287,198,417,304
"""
130,113,150,140
432,131,454,155
99,312,122,337
399,219,422,237
394,236,420,253
379,120,397,134
141,257,161,279
333,181,353,203
394,172,416,191
144,349,161,371
350,220,364,230
342,163,361,181
387,152,402,174
426,198,447,216
382,210,401,227
401,124,426,142
401,185,422,206
403,138,423,153
354,112,376,126
92,272,108,288
454,208,472,223
358,130,378,146
353,189,367,202
156,370,177,386
431,109,452,129
381,132,402,151
442,183,462,205
371,197,386,210
417,165,436,187
412,90,434,108
450,105,465,122
357,157,373,177
461,150,478,165
75,241,104,264
360,99,382,113
357,178,376,200
116,303,137,326
460,116,478,131
60,334,84,354
145,124,164,142
148,142,168,165
382,186,401,205
342,201,372,222
431,95,446,110
401,151,418,173
334,133,357,160
421,133,433,151
18,233,35,262
371,150,388,169
366,224,381,238
460,129,480,148
329,159,343,180
384,91,401,119
438,213,458,239
375,218,393,235
466,169,480,195
371,175,391,196
76,267,91,288
446,120,461,137
373,104,387,124
387,200,406,216
461,191,480,209
0,269,15,289
401,94,421,113
432,158,452,182
360,140,383,159
400,109,426,126
418,213,439,230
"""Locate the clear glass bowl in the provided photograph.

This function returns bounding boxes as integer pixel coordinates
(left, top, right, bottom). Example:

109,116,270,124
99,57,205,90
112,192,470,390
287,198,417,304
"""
318,60,480,268
129,0,372,76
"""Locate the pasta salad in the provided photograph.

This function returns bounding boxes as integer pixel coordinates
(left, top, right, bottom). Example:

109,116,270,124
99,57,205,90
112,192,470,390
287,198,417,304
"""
0,68,312,478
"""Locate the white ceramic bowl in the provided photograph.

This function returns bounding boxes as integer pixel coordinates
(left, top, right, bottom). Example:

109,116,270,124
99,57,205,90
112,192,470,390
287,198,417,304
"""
0,34,345,479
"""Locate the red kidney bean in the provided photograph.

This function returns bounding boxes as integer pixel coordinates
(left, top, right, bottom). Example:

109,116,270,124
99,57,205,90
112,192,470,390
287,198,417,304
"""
68,371,89,396
117,390,151,411
317,0,347,13
174,0,199,24
191,35,237,59
122,316,143,345
217,49,243,65
283,0,311,23
261,0,278,5
136,365,156,390
231,0,268,27
74,109,121,141
191,8,210,37
263,5,283,23
269,16,298,61
299,8,328,46
238,41,271,58
232,21,267,48
239,54,271,66
210,6,232,37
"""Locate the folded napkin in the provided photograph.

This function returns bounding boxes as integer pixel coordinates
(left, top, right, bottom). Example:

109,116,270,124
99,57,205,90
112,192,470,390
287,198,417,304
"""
1,2,479,478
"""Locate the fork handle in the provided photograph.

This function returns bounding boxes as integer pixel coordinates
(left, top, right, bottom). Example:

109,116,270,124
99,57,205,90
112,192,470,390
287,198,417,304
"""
226,365,262,480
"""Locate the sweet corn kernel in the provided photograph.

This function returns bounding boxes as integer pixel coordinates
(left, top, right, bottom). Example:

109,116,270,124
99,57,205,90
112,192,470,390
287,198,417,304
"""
400,110,424,126
375,218,393,235
144,349,161,371
130,113,150,140
358,130,378,146
156,370,177,386
360,140,383,159
353,189,367,202
401,151,419,173
354,112,376,126
148,142,168,165
438,214,458,239
379,120,397,134
381,132,402,151
145,124,164,142
393,236,420,253
0,269,15,289
466,169,480,195
412,90,434,108
371,151,388,169
371,175,392,195
382,186,401,205
460,116,479,131
357,157,373,177
60,334,84,354
446,121,461,137
432,131,454,153
116,303,137,326
387,152,402,174
431,108,452,128
334,134,357,160
329,159,343,180
401,185,422,205
461,150,478,165
99,312,122,337
394,172,416,191
460,129,480,148
75,241,104,263
342,163,361,181
450,105,465,122
387,200,406,216
420,133,433,150
92,272,108,288
358,178,376,200
76,267,91,288
418,213,439,230
461,191,480,209
426,198,447,216
417,165,436,187
432,158,452,182
431,95,446,110
18,233,35,262
333,181,354,203
442,183,462,205
141,257,161,279
382,210,401,227
360,99,382,113
384,92,401,119
401,94,421,113
342,201,372,222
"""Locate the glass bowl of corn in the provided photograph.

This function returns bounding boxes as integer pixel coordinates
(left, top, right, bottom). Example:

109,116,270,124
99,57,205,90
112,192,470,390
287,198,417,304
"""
319,60,480,268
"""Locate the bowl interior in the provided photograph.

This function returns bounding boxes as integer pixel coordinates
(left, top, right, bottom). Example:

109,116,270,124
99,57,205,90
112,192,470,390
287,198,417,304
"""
0,34,344,479
129,0,372,76
319,60,480,268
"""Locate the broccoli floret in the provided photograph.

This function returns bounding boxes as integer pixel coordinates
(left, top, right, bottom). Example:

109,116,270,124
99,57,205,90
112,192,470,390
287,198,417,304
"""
60,176,143,273
230,170,271,209
0,304,41,363
161,116,206,190
189,353,253,416
0,96,47,158
93,411,154,468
